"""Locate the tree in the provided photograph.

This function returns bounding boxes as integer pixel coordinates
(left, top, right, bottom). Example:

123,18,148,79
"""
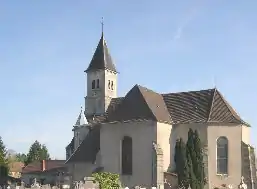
40,145,50,160
186,129,198,189
174,129,206,189
186,145,197,189
92,172,121,189
193,130,206,189
0,136,9,177
174,138,190,188
16,153,27,163
25,141,50,165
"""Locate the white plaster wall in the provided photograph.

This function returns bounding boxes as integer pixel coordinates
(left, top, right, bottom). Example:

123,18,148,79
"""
72,163,98,181
207,123,242,189
242,125,250,144
100,120,157,188
156,122,172,172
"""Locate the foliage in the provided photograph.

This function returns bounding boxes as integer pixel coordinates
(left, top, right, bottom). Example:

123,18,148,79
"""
193,130,206,189
25,140,50,165
0,136,9,177
174,138,189,188
16,153,27,163
186,129,198,189
174,129,206,189
92,172,121,189
186,145,197,189
40,145,50,160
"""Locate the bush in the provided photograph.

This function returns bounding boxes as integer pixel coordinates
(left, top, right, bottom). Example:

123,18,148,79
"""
92,172,121,189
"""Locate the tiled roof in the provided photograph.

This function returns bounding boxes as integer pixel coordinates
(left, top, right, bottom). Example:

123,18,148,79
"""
107,85,171,123
22,160,66,174
85,33,117,73
162,88,244,124
105,86,244,125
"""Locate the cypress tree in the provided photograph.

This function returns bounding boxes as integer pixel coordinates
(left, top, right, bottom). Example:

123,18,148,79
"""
186,146,197,189
174,139,180,173
187,129,198,189
174,138,189,188
193,130,206,189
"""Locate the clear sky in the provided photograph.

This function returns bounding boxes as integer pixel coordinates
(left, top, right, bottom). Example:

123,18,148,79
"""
0,0,257,159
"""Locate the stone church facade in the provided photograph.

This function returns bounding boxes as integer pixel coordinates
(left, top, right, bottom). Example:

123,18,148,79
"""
65,31,257,188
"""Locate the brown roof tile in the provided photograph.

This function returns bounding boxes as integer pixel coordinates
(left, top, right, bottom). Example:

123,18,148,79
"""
208,89,242,123
102,87,245,125
162,88,244,124
22,160,66,174
162,89,213,124
106,85,154,122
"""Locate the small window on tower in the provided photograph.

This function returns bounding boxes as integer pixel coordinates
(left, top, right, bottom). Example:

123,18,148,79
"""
96,79,100,88
111,81,114,90
108,80,111,89
92,80,95,89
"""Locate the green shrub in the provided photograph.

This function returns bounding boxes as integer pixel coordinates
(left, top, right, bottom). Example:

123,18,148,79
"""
92,172,121,189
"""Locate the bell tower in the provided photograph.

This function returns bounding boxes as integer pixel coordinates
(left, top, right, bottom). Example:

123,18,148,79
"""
84,20,118,116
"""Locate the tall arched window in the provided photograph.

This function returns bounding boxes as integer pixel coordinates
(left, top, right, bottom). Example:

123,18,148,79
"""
217,136,228,174
92,80,95,89
111,81,114,90
122,136,132,175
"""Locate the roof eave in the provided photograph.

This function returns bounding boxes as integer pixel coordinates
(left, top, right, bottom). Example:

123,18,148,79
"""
84,67,118,74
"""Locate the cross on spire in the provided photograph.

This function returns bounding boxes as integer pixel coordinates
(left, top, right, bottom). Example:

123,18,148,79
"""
101,17,104,34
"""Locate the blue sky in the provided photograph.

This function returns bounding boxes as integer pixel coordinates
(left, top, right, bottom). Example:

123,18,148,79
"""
0,0,257,159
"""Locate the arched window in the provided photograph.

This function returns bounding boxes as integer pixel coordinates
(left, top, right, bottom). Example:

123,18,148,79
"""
96,79,100,88
92,80,95,89
217,136,228,174
122,136,132,175
111,81,114,90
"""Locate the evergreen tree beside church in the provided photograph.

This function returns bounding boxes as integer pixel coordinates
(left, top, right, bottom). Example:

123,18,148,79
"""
174,129,206,189
0,136,9,177
25,140,50,165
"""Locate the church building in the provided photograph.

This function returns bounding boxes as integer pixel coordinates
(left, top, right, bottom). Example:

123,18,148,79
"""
65,29,257,189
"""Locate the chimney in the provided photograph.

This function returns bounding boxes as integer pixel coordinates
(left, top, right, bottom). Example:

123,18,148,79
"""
42,160,46,171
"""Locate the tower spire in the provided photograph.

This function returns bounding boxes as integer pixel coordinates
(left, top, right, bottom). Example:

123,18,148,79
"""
84,17,117,73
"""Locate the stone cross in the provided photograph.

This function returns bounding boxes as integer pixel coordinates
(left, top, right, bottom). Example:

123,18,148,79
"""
238,176,247,189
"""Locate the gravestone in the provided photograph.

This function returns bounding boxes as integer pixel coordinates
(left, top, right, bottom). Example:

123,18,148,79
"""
238,177,247,189
83,177,99,189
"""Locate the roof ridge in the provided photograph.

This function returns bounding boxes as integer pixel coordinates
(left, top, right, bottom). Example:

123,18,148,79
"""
65,138,85,164
215,89,242,122
161,88,215,96
207,88,217,121
136,85,158,121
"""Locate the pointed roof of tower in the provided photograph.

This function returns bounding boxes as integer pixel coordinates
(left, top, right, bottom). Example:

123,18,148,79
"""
85,33,117,73
75,106,88,126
